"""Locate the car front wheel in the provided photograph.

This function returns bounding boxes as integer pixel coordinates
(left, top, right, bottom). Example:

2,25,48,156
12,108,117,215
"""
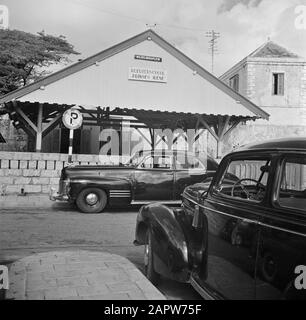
144,228,160,285
76,188,107,213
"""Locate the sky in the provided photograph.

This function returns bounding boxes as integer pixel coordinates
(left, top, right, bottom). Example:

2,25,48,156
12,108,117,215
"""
1,0,306,76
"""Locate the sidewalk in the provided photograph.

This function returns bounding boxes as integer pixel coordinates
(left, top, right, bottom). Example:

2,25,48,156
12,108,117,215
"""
5,250,165,300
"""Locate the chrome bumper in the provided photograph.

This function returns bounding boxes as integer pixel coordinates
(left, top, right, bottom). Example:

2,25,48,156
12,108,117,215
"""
49,187,69,202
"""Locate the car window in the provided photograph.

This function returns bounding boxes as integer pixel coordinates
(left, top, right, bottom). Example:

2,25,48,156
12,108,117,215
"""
175,155,205,170
139,155,172,169
277,156,306,212
214,158,271,203
126,152,147,166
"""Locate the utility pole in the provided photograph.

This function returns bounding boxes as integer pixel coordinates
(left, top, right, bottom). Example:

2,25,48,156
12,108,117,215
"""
205,30,220,74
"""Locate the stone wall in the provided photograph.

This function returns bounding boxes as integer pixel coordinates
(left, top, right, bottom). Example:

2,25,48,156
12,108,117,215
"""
220,122,306,156
0,115,28,152
0,152,110,196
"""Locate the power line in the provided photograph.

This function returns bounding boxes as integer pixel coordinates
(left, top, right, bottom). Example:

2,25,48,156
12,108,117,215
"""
205,30,220,74
65,0,208,33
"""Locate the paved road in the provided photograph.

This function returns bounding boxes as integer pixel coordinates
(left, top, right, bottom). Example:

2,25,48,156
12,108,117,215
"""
0,207,201,300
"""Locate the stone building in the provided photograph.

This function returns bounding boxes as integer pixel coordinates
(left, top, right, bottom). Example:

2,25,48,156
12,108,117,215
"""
219,41,306,153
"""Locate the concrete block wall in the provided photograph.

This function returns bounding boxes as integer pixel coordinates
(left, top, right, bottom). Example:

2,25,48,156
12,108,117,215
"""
0,152,105,196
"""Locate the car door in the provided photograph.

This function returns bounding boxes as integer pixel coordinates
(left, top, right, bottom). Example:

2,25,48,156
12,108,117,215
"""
255,153,306,300
133,153,174,201
193,155,272,299
174,153,208,200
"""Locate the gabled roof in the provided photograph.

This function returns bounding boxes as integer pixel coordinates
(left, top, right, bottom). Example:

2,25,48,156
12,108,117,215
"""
0,29,268,120
220,40,305,81
248,40,300,58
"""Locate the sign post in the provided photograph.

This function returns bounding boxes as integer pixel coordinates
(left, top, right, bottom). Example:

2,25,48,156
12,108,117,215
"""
62,108,83,163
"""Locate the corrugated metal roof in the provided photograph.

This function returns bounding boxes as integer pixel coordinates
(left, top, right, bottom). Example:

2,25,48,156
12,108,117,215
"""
115,107,256,129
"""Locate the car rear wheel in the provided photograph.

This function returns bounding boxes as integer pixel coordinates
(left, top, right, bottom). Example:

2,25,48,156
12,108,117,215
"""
144,228,160,285
76,188,107,213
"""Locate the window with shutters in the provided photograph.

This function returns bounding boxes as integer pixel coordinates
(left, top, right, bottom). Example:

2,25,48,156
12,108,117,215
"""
272,73,284,95
229,74,239,92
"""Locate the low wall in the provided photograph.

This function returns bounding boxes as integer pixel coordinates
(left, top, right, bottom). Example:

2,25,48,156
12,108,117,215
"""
0,152,110,196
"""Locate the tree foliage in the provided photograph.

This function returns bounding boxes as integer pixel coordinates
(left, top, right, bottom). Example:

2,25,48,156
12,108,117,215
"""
0,29,80,95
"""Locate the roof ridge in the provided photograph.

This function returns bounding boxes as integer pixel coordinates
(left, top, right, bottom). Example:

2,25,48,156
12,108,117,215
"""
248,40,300,58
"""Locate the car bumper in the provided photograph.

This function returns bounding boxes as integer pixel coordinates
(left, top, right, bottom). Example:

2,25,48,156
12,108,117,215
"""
49,187,69,202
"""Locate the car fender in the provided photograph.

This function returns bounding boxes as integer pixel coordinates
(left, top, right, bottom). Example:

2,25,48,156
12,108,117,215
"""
135,203,190,282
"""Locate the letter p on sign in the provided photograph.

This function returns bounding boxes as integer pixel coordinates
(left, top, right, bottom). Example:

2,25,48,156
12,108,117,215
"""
0,265,9,290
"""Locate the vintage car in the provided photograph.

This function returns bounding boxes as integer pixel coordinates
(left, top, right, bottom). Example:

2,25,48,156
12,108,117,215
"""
50,149,218,213
134,138,306,300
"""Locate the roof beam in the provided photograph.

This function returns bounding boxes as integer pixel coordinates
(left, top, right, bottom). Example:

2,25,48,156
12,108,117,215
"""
42,113,63,138
197,115,219,141
223,119,241,138
218,115,231,140
135,128,151,146
12,101,38,133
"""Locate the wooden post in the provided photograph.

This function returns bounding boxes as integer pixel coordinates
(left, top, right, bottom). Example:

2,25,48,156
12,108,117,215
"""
36,104,43,152
149,128,154,150
216,139,222,159
68,129,74,163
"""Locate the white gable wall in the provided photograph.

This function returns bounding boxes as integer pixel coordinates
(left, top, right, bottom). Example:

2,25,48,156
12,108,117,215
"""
20,40,251,117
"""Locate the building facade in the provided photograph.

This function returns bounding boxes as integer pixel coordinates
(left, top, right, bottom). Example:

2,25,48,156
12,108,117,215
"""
219,41,306,152
0,30,266,159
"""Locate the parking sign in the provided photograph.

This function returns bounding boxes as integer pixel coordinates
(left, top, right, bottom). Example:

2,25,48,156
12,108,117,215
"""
62,108,83,130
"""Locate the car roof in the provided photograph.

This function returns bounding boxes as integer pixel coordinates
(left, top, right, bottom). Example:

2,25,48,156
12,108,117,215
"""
234,138,306,153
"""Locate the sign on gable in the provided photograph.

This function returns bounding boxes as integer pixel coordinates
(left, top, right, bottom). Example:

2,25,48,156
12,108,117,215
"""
128,67,167,83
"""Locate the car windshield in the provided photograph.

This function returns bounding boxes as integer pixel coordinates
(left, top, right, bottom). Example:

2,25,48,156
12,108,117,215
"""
215,158,271,202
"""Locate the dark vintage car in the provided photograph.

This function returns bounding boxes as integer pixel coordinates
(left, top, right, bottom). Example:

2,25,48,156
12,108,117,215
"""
50,149,218,213
134,138,306,300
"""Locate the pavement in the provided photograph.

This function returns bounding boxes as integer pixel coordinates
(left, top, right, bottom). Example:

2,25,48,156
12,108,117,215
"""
0,194,201,300
1,194,166,300
5,250,165,300
0,194,70,209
